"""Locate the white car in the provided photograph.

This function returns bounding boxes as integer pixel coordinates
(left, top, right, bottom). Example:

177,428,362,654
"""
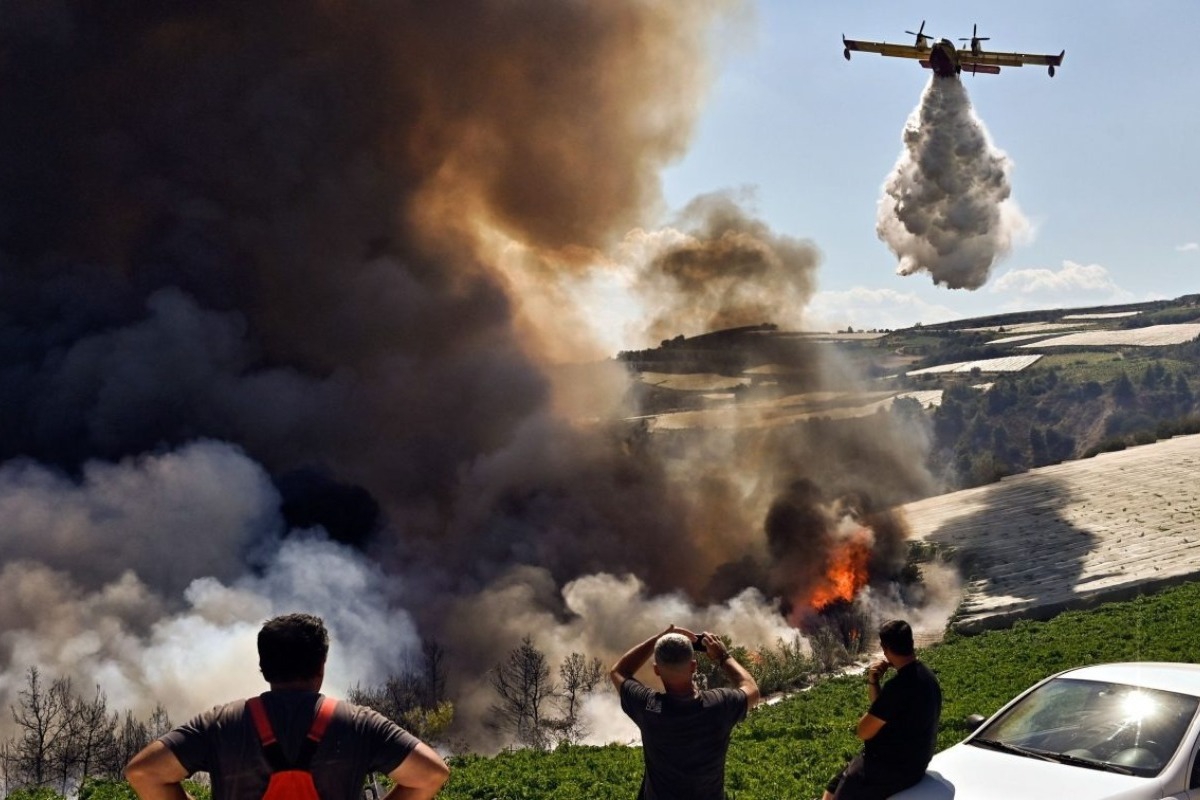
892,662,1200,800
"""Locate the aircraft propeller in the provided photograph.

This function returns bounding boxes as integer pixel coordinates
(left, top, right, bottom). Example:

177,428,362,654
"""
959,23,990,44
905,20,927,39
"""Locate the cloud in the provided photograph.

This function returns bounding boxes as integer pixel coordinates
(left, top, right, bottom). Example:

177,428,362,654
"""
806,287,962,331
990,261,1135,305
1176,242,1199,253
984,262,1123,297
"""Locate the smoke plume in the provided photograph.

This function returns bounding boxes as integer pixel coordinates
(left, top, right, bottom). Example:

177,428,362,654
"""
0,0,951,753
876,76,1029,290
635,191,821,342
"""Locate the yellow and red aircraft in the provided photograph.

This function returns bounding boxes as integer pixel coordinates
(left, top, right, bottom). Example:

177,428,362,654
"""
842,21,1065,78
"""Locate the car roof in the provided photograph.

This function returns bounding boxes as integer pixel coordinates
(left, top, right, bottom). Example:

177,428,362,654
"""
1055,662,1200,696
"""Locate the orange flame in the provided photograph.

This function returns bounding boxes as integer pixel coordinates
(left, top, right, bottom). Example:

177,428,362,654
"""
806,536,871,611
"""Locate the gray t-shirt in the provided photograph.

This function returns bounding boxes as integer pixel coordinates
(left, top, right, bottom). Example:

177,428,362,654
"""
162,691,419,800
619,679,747,800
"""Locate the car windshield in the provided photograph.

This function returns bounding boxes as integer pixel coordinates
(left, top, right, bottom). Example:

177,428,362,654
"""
971,677,1199,778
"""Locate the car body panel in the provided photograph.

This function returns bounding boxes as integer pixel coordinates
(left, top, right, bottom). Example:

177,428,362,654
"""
891,743,1164,800
891,662,1200,800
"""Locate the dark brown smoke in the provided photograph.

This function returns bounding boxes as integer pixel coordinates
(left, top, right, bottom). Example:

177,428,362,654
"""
636,191,821,342
0,0,741,542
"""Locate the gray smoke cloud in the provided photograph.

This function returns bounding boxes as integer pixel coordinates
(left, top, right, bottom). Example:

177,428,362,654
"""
0,0,954,753
877,76,1029,290
635,191,821,342
0,446,417,720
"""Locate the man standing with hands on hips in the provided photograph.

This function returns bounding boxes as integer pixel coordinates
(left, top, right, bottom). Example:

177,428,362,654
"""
822,619,942,800
611,624,761,800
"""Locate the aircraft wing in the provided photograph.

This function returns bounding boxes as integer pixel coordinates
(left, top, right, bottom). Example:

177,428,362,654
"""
842,37,928,61
960,48,1065,70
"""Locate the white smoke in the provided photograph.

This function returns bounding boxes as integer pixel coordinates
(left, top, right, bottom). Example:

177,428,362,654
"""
0,444,420,727
0,441,278,596
440,568,796,749
877,76,1029,290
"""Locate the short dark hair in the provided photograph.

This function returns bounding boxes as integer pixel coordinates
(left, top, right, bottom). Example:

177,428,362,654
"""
878,619,914,657
258,613,329,683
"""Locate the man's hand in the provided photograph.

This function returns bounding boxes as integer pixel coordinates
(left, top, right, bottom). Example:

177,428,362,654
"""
699,631,761,709
867,659,891,686
696,632,728,662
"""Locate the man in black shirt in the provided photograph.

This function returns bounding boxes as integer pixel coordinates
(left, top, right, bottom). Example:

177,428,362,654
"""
610,624,761,800
125,613,449,800
822,619,941,800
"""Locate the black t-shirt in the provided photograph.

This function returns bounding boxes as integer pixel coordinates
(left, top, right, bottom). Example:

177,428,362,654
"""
864,660,942,778
161,691,419,800
619,678,748,800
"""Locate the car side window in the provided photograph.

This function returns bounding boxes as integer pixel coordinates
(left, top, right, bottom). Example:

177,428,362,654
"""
1190,746,1200,790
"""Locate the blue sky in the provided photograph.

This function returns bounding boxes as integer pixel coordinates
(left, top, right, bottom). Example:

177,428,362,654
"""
657,0,1200,331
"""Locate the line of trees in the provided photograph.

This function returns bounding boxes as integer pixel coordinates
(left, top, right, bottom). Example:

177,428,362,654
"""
2,668,170,797
346,638,455,746
921,360,1200,490
488,637,604,750
483,625,866,751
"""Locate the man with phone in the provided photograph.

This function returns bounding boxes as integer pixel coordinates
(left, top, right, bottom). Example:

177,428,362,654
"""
610,624,761,800
822,619,942,800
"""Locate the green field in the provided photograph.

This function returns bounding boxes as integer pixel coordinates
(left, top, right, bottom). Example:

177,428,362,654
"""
439,581,1200,799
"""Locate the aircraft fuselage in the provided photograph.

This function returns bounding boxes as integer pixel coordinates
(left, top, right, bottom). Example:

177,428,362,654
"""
926,39,960,77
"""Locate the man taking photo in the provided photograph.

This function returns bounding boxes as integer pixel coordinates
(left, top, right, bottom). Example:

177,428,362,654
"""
610,624,761,800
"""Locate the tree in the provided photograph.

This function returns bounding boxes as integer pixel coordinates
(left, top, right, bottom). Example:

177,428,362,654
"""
489,636,555,749
107,712,149,778
1112,372,1136,408
144,705,171,741
420,638,447,708
555,653,604,744
64,687,118,788
347,675,424,726
346,639,453,745
1175,373,1194,408
399,702,455,745
1029,426,1048,466
9,668,72,789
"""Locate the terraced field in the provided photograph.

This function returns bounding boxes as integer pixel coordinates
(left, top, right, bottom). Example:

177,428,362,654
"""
906,354,1043,375
903,434,1200,631
1018,323,1200,348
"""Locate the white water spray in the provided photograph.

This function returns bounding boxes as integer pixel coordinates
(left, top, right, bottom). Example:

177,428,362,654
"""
877,76,1028,290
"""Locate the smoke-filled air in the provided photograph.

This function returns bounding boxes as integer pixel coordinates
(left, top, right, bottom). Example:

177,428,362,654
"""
877,76,1029,290
0,1,956,752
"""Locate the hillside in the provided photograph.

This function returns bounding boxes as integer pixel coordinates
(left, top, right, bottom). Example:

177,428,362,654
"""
618,294,1200,492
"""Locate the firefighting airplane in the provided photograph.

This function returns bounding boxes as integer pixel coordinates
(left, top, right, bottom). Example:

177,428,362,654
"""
842,21,1065,77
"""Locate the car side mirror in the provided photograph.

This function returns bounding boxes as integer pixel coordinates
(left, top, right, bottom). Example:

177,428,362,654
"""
964,714,986,732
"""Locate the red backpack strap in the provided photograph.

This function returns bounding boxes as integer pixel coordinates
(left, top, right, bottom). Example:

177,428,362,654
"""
246,695,336,772
247,696,289,772
306,697,337,743
295,697,336,769
247,696,277,746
